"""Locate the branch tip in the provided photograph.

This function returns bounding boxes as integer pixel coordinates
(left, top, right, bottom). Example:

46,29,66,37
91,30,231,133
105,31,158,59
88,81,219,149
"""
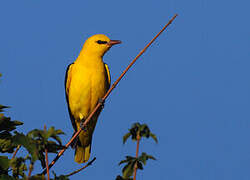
65,157,97,177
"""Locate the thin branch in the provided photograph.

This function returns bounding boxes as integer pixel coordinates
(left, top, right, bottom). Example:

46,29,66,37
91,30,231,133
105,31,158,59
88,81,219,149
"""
65,157,97,177
133,134,141,180
42,14,178,174
44,125,50,180
45,148,49,179
11,145,21,160
28,163,33,179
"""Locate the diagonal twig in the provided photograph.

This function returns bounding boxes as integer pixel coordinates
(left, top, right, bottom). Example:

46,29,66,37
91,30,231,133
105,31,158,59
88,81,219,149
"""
65,157,96,177
42,14,178,174
28,163,33,179
44,125,50,180
11,145,21,160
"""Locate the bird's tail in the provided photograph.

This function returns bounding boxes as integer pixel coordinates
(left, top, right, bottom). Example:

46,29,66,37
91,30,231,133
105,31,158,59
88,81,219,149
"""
74,145,91,163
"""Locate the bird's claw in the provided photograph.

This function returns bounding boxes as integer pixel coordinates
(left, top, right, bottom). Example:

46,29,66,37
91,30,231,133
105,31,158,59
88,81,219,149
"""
98,98,105,109
80,121,87,132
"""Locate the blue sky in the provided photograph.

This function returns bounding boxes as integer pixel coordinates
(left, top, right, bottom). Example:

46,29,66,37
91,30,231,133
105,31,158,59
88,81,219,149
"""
1,0,250,179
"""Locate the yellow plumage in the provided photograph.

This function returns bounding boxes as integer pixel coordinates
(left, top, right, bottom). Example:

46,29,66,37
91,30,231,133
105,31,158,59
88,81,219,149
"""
65,34,121,163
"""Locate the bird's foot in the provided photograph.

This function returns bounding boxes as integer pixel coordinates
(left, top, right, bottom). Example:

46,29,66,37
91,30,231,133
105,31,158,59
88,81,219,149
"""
80,121,87,132
98,98,105,109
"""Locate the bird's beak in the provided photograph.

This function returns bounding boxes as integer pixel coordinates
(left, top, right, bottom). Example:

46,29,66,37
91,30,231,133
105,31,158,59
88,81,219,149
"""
107,40,122,46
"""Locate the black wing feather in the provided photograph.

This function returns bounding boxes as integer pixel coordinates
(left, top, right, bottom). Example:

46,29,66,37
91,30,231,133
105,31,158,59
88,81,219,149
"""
65,63,77,132
104,63,111,90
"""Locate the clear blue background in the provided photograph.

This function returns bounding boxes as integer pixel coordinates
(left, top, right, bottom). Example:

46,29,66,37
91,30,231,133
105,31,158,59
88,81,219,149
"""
1,0,250,179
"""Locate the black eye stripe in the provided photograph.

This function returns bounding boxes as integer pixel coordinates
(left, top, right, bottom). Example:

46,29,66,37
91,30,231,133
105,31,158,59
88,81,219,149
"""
96,40,107,44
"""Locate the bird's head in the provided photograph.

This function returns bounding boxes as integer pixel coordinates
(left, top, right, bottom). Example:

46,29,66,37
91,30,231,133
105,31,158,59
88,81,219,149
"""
81,34,121,57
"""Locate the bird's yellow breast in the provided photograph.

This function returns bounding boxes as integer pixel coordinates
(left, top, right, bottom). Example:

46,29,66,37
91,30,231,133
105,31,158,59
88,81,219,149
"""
68,58,107,121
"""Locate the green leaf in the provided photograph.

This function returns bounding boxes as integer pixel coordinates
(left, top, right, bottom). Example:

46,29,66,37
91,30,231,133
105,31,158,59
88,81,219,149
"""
27,129,45,141
138,153,147,165
26,127,65,168
149,132,158,143
115,175,124,180
0,156,10,173
0,174,16,180
46,127,64,145
119,159,129,165
46,141,65,153
138,152,156,166
0,131,17,153
146,154,156,160
0,117,23,132
129,123,140,140
115,175,133,180
136,161,143,170
0,108,23,153
28,127,64,147
0,105,10,112
140,124,150,138
119,156,136,165
122,161,135,178
12,132,39,163
10,157,27,178
123,132,131,144
126,122,158,142
37,150,46,169
29,174,46,180
119,156,138,178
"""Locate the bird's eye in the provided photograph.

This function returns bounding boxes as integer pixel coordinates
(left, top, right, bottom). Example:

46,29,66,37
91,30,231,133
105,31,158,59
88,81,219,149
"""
96,40,107,44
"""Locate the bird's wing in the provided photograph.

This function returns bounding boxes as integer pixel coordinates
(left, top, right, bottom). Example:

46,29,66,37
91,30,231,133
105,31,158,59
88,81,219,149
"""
65,63,77,131
104,63,111,89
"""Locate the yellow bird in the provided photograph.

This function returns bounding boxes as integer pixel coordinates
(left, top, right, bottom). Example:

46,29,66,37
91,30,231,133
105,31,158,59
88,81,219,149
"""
65,34,121,163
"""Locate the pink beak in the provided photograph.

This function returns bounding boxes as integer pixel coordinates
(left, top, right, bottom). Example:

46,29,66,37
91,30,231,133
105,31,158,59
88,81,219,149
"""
108,40,122,46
